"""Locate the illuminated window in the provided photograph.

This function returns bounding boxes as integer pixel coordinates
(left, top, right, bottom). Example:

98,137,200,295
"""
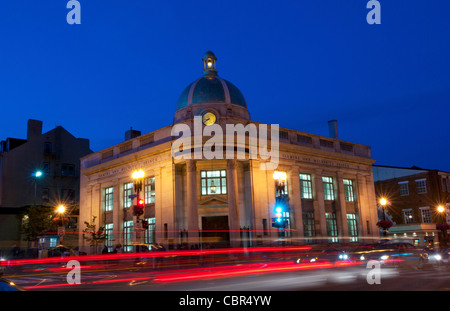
326,213,338,243
123,182,133,208
322,177,335,201
201,170,227,195
402,209,414,224
123,220,133,252
343,179,355,202
144,177,155,204
103,187,114,211
299,174,313,199
105,223,113,252
347,214,358,242
144,217,156,244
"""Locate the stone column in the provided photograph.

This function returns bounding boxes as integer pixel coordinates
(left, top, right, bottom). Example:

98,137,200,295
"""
336,172,349,242
313,170,327,241
365,173,380,239
288,166,304,243
112,179,122,251
227,159,240,247
186,160,199,246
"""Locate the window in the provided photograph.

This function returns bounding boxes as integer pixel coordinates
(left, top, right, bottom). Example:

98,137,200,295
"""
144,177,155,204
326,213,338,243
402,209,414,224
61,164,75,176
442,178,447,192
420,207,432,223
144,218,156,244
49,237,58,248
123,182,133,208
343,179,355,202
347,214,358,242
303,212,315,243
105,223,113,252
201,170,227,195
416,179,427,194
42,188,49,201
399,181,409,196
123,221,133,252
299,174,313,199
43,162,50,175
44,142,52,154
61,189,75,202
279,131,289,140
104,187,114,211
322,177,335,201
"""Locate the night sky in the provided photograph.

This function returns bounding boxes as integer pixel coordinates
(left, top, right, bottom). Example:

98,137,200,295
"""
1,1,449,172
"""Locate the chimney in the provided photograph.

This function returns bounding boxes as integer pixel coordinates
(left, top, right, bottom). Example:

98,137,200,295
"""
27,119,43,141
125,127,141,141
328,120,338,139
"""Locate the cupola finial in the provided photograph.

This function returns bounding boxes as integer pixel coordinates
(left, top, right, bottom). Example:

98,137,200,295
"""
202,51,217,76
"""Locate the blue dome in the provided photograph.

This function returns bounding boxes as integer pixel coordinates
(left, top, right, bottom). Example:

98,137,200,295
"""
176,51,247,111
176,76,247,111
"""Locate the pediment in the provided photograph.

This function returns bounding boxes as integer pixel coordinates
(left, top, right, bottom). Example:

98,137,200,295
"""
198,196,228,206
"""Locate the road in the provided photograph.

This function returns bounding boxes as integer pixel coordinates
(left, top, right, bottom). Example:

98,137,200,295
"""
4,259,450,291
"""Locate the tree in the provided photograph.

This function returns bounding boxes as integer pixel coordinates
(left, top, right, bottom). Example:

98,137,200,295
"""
21,206,56,244
82,216,107,254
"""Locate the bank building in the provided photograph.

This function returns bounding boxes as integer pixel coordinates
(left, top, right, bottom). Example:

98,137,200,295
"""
78,51,379,253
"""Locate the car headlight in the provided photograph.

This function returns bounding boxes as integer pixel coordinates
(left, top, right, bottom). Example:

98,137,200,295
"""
338,254,349,260
434,254,442,261
380,255,389,260
360,255,365,261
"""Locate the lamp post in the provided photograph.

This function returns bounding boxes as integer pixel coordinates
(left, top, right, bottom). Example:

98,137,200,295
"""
132,170,145,251
56,205,66,245
34,170,43,207
437,205,448,248
379,198,388,237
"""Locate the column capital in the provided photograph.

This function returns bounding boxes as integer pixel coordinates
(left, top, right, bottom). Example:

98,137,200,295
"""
186,160,196,172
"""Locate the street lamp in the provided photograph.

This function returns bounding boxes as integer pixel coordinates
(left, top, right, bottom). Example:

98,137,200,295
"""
273,171,287,196
379,197,389,237
437,205,448,248
132,169,145,194
56,205,66,244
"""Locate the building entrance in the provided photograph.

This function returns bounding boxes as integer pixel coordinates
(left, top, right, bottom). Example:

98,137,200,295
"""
201,216,230,248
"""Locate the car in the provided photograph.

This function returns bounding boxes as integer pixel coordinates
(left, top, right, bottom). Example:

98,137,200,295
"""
0,278,25,291
423,247,450,270
294,247,352,264
358,242,426,269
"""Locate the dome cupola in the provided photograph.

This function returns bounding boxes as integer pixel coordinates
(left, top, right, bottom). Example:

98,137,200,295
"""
174,51,250,124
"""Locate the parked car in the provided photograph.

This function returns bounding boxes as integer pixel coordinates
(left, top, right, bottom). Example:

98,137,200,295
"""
0,278,25,291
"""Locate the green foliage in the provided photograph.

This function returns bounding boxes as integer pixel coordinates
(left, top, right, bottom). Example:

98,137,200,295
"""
82,216,107,247
21,206,56,241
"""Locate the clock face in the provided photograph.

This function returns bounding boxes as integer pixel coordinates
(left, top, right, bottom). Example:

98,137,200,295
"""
202,112,216,126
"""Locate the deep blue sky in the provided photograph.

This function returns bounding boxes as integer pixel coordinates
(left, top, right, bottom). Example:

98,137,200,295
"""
1,1,449,172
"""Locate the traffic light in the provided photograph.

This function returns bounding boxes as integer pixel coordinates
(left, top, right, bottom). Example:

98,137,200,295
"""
133,197,145,216
142,220,149,230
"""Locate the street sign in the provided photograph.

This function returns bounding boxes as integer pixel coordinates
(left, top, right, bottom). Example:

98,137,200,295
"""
128,194,138,199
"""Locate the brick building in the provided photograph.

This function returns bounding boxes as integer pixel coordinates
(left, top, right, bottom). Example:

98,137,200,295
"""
373,165,450,246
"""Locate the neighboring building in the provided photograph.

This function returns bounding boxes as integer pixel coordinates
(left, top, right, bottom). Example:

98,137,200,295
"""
0,119,93,251
373,165,450,246
79,51,379,254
